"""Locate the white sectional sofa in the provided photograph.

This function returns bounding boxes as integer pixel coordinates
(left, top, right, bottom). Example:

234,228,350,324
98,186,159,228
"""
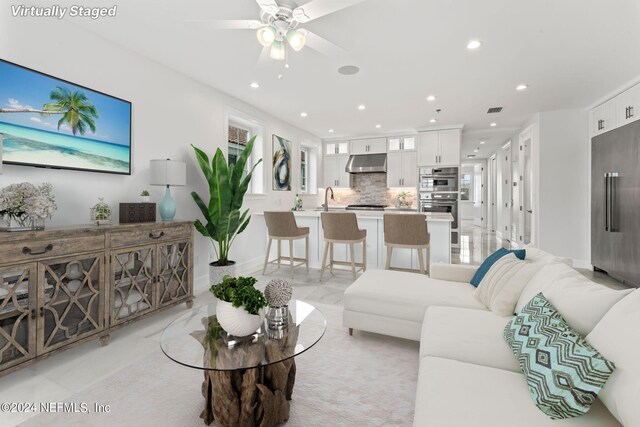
343,248,637,426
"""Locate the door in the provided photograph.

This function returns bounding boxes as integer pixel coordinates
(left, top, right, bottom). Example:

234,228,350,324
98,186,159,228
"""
401,151,418,188
336,155,350,188
473,164,483,227
111,245,156,325
387,152,403,187
520,131,534,245
501,143,512,240
157,241,191,308
324,157,342,187
38,253,104,354
511,147,520,244
418,132,439,166
489,155,498,232
439,129,462,165
0,264,37,370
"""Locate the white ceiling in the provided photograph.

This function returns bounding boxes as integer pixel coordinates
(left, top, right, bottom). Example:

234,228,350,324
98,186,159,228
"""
37,0,640,158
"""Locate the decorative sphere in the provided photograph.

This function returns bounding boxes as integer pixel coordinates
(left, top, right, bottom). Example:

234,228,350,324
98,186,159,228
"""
264,279,292,307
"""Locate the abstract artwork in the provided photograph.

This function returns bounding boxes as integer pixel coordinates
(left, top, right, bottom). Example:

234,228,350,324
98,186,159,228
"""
272,135,292,191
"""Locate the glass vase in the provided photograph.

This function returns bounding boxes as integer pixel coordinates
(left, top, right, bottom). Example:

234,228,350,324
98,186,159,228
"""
0,214,45,232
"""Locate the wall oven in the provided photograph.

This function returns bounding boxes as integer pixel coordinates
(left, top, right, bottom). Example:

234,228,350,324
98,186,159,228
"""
420,192,459,245
419,167,459,192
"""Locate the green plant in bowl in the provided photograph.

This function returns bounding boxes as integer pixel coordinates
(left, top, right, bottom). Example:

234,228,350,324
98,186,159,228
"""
210,276,267,315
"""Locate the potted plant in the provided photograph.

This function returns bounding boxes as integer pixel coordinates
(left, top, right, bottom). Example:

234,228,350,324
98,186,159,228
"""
0,182,57,231
191,136,262,284
140,190,150,203
210,275,267,337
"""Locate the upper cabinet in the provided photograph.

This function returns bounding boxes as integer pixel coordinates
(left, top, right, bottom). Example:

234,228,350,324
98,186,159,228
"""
388,136,416,151
387,151,417,188
350,138,386,155
325,141,349,156
590,82,640,137
324,155,350,188
417,129,461,166
590,99,616,137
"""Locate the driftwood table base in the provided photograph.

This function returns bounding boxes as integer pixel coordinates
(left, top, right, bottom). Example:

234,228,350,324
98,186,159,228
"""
200,359,296,427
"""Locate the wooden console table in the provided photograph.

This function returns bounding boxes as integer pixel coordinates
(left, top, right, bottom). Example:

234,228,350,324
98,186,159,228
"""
0,221,194,375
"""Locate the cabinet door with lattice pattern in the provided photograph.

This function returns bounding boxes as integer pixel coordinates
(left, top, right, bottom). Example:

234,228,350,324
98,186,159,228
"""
0,264,37,371
111,245,155,325
157,241,191,308
37,254,105,354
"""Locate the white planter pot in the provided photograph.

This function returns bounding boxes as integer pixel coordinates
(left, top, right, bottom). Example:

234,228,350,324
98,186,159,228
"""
140,196,151,203
209,261,236,287
216,300,265,337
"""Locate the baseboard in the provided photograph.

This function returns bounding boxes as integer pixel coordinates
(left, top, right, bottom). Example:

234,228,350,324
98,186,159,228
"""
572,259,593,270
235,256,265,276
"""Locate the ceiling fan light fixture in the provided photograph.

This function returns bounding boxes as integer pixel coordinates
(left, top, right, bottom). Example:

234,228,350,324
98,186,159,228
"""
286,29,306,52
257,26,276,47
269,40,286,60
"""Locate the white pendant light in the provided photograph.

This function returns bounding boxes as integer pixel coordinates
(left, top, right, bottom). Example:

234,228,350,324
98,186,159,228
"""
270,40,286,60
257,26,276,47
286,29,306,52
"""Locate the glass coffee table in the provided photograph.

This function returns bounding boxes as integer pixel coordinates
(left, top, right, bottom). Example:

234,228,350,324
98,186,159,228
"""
161,300,326,427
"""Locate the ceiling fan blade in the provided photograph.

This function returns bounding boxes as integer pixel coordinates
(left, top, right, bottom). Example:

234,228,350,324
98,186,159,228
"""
292,0,369,23
256,0,280,16
301,30,350,59
184,19,262,30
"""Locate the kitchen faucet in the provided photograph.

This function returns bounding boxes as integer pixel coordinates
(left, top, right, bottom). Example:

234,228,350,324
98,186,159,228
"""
322,187,334,212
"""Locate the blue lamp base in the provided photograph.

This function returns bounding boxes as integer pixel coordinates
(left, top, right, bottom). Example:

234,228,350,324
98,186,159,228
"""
159,186,177,221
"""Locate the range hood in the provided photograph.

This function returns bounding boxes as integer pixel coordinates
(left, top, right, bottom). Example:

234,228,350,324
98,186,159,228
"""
345,154,387,174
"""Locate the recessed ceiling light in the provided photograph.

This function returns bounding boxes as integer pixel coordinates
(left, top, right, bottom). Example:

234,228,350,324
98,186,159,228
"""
250,82,260,88
375,124,382,128
430,118,437,123
474,148,479,153
467,40,482,50
467,154,476,158
490,122,497,127
358,104,366,111
285,63,290,69
516,84,528,91
328,129,334,133
300,112,308,117
427,95,436,102
480,141,485,144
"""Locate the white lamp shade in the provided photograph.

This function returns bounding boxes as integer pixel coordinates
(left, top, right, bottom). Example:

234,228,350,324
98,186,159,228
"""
150,159,186,186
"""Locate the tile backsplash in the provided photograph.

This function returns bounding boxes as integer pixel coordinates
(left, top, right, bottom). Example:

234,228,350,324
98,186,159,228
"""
331,173,417,207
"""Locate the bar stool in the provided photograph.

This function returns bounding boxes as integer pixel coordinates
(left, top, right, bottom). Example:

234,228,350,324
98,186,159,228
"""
320,212,367,281
384,213,430,275
262,211,310,275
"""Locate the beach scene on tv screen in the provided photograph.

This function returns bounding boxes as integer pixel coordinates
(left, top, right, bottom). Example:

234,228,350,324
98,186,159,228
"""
0,60,131,174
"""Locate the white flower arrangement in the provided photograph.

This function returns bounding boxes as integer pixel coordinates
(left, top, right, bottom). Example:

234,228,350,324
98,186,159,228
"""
0,182,57,221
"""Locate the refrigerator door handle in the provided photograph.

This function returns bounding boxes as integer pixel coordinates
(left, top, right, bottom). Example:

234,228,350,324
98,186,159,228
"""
610,172,619,232
604,173,609,232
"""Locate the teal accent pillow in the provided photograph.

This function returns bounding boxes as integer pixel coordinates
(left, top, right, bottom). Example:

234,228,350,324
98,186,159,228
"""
504,293,615,420
470,248,526,287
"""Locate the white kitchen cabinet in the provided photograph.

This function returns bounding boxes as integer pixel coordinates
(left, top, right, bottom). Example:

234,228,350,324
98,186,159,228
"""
388,136,417,151
387,151,417,188
590,99,616,137
417,129,461,166
350,138,386,155
325,141,349,156
615,84,640,128
324,155,350,188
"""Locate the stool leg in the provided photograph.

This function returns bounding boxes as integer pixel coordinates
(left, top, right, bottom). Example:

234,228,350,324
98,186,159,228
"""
385,246,393,270
329,243,334,274
362,238,367,272
349,243,356,281
289,239,294,275
418,247,425,275
426,244,431,276
320,241,329,281
277,240,281,268
305,235,309,272
263,238,273,275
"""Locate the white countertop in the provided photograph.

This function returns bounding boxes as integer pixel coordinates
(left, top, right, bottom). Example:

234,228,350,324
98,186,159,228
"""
254,210,453,222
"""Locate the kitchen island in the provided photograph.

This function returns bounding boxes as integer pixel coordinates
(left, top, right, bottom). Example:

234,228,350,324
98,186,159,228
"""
254,210,453,272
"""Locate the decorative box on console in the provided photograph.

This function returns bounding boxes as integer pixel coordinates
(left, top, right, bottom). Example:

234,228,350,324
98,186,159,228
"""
119,203,156,223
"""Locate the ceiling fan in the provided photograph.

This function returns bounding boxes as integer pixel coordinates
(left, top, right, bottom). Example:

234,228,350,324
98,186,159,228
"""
185,0,369,61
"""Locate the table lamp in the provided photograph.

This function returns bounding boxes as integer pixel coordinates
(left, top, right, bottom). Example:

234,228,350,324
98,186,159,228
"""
150,159,186,221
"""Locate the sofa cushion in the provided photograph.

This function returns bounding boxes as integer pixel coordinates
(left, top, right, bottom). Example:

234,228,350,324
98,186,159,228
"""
474,253,543,316
525,246,563,264
343,270,486,324
504,294,616,420
420,306,519,372
515,263,633,336
586,289,640,426
414,356,620,427
470,247,526,287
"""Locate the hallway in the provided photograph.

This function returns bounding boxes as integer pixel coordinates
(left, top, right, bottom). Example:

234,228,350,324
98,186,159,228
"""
453,219,507,265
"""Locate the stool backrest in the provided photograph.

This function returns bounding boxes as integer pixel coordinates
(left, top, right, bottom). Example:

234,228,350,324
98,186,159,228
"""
264,211,300,237
321,212,362,241
384,213,429,246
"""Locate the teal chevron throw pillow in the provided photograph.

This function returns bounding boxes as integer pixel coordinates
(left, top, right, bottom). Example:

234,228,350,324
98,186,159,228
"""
504,293,615,420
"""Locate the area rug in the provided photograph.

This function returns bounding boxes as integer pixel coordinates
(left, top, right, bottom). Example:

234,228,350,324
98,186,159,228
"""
19,303,419,427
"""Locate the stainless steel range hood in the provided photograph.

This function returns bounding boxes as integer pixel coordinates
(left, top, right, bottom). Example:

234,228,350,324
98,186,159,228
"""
345,154,387,174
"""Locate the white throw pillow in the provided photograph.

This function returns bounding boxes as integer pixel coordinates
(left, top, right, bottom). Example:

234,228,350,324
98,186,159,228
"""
516,262,633,336
474,253,542,316
523,246,562,264
586,289,640,426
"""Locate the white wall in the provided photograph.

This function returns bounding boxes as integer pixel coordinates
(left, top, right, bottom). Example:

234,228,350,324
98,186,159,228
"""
0,17,322,285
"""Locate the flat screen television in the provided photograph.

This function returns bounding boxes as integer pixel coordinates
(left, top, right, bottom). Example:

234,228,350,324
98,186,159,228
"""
0,59,131,175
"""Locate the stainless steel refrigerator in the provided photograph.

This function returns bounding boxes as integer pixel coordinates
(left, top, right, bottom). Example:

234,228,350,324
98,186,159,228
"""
591,119,640,287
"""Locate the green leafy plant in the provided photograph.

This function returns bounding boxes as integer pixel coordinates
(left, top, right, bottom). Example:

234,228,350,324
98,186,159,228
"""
191,136,262,266
140,190,150,196
210,276,267,315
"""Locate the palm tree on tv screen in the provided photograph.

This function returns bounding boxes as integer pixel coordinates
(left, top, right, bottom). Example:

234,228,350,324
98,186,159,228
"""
43,86,98,136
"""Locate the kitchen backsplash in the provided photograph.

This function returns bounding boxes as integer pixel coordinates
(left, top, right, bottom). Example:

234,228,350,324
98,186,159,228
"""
331,173,418,207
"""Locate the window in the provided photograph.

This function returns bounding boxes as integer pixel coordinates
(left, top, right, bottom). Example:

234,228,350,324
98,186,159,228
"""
228,124,250,178
225,109,265,194
460,173,472,201
300,147,308,193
